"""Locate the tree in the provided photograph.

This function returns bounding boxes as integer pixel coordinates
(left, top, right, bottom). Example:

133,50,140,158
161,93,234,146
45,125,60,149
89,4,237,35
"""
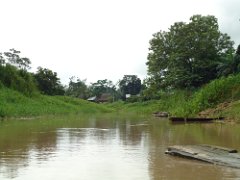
4,49,31,70
89,79,116,98
34,67,64,95
217,44,240,77
119,75,141,97
65,77,89,99
146,15,234,89
0,64,37,96
0,53,5,66
0,50,37,96
234,44,240,71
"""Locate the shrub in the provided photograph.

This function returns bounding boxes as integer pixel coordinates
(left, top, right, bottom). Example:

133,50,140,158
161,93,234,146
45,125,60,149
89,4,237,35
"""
0,64,37,96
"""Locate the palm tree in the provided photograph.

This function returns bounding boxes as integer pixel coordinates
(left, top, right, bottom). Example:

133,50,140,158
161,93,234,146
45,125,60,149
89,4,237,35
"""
217,45,240,77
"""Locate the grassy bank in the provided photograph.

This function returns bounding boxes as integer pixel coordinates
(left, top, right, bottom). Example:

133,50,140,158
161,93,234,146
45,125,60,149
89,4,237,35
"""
108,74,240,120
0,87,112,118
107,90,190,115
2,73,240,120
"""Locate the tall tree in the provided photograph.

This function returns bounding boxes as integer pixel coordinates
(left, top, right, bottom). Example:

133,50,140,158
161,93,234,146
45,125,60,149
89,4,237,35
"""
0,50,37,96
119,75,141,97
146,15,234,89
4,49,31,70
65,77,89,99
34,67,64,95
89,79,115,98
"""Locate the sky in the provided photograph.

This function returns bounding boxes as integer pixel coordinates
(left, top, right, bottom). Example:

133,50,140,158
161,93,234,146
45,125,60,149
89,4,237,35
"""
0,0,239,85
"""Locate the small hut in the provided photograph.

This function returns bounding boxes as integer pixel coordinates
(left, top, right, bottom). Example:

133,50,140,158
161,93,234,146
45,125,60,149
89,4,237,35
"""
97,93,112,103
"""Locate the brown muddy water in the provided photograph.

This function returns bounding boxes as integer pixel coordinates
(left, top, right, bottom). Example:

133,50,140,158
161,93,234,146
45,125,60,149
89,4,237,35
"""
0,114,240,180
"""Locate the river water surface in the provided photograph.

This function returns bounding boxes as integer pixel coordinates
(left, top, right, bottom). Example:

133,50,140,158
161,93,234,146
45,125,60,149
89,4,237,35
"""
0,114,240,180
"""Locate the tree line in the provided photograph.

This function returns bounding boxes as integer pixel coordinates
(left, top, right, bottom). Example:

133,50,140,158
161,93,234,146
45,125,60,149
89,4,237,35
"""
0,50,142,101
1,14,239,103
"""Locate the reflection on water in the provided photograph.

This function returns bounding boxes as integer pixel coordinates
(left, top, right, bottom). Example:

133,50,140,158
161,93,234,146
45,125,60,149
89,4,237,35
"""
0,115,240,179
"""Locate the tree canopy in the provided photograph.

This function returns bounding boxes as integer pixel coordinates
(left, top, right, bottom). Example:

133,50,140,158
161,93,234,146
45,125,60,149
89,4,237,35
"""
34,67,64,95
89,79,116,98
0,49,36,96
65,77,89,99
216,44,240,77
146,15,234,89
3,49,31,70
119,75,141,97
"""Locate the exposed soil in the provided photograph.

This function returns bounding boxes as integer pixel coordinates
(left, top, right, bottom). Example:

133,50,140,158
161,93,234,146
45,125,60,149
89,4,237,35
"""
198,101,240,123
198,101,232,118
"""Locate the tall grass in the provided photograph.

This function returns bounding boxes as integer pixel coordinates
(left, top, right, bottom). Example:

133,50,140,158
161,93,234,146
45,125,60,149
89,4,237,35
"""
0,87,112,118
189,74,240,115
107,90,191,116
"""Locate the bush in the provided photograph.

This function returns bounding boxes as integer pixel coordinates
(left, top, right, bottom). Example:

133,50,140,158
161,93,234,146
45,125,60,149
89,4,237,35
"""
0,64,37,96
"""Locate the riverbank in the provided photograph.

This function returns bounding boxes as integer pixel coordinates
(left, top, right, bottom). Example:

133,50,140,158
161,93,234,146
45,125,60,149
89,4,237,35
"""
107,74,240,122
1,73,240,121
0,87,112,118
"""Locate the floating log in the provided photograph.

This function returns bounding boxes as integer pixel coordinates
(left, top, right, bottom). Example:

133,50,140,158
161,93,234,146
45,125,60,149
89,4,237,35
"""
165,145,240,168
169,117,224,123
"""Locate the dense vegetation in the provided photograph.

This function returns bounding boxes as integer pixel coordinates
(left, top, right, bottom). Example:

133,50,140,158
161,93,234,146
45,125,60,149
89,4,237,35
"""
1,14,240,120
146,15,235,90
108,73,240,119
0,87,111,118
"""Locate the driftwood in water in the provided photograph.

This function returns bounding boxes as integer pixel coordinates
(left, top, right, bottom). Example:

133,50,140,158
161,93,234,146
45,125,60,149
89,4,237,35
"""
165,145,240,168
169,117,224,123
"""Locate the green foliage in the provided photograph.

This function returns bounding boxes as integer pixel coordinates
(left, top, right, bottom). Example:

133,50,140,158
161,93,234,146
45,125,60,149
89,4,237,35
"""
0,53,5,65
119,75,141,99
3,49,31,70
34,67,65,95
125,95,141,103
89,79,117,100
0,64,37,96
108,90,191,116
110,73,240,118
189,74,240,114
146,15,234,89
217,44,240,77
0,49,37,96
65,77,89,99
0,87,112,118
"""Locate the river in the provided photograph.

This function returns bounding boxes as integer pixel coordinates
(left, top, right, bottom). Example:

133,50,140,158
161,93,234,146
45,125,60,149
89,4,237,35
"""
0,114,240,179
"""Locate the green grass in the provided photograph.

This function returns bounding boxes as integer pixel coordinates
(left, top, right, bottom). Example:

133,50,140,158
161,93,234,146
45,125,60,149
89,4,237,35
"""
107,90,191,116
0,87,112,118
108,74,240,119
2,73,240,120
189,74,240,113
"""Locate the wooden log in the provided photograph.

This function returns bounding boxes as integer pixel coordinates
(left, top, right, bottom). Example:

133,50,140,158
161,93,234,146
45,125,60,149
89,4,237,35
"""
165,145,240,168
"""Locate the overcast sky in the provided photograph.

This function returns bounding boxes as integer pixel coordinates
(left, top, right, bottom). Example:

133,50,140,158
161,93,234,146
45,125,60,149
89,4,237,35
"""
0,0,239,85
